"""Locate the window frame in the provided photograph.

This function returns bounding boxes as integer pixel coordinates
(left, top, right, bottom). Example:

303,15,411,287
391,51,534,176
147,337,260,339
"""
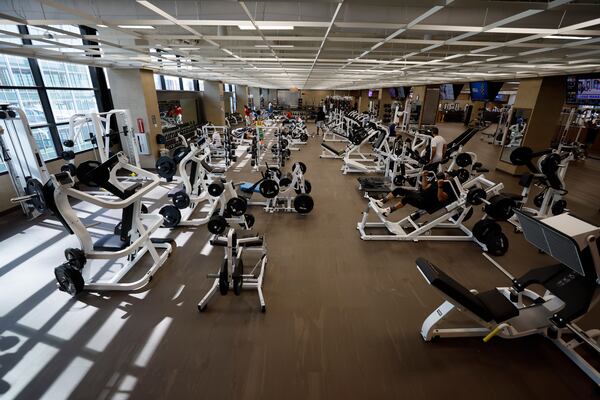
0,24,111,175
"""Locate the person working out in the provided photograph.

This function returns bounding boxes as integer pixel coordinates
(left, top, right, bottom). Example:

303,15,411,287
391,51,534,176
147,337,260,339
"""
429,127,447,163
375,170,457,216
315,108,326,136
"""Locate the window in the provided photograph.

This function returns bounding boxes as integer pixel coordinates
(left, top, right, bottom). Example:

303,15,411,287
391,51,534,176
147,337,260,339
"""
31,126,58,160
0,89,46,126
0,159,6,174
0,54,35,86
154,74,163,90
182,77,194,91
163,75,180,90
38,60,93,88
57,123,95,153
197,80,204,91
47,89,98,123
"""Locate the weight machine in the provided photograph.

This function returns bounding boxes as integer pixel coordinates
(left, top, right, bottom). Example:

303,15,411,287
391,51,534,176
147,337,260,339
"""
63,109,143,171
0,104,50,219
198,228,268,312
357,175,512,255
417,210,600,386
48,152,173,295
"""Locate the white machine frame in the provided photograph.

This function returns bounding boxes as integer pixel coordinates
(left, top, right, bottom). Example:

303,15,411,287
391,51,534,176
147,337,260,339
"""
51,152,172,292
357,175,503,250
198,228,268,312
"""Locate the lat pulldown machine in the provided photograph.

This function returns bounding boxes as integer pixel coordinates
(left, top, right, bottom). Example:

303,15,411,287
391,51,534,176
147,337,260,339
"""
0,104,50,219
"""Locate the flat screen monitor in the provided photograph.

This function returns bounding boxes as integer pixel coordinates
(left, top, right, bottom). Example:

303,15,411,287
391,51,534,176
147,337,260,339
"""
494,93,507,102
469,81,488,101
398,87,406,98
368,90,374,98
566,75,600,105
515,211,586,276
388,87,397,99
440,84,454,100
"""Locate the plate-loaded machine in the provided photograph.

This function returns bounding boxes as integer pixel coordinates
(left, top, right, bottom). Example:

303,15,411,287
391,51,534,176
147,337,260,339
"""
239,162,314,214
342,124,390,174
417,211,600,386
62,109,142,180
507,145,574,232
358,175,514,255
47,153,173,295
158,138,221,228
198,228,268,312
0,105,50,219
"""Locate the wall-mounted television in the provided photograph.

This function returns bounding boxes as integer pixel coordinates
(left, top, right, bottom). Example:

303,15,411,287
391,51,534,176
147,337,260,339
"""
470,81,503,101
494,93,508,102
566,74,600,105
368,89,374,98
388,87,398,99
398,87,406,98
440,84,454,100
470,81,488,101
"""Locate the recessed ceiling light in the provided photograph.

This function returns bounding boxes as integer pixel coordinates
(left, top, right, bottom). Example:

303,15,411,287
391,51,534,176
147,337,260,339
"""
254,45,294,48
97,24,107,28
238,25,294,30
118,25,155,29
544,35,591,40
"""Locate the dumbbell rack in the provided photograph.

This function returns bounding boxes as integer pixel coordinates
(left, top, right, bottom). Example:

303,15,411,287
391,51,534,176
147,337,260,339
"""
160,121,200,154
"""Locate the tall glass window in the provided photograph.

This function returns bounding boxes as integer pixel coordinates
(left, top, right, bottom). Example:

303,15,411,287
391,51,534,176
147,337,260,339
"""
47,89,97,123
38,60,93,88
154,74,163,90
163,75,180,90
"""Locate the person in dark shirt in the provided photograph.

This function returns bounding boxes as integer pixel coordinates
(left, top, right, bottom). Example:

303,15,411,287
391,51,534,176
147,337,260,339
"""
585,120,599,156
375,171,457,216
315,109,326,136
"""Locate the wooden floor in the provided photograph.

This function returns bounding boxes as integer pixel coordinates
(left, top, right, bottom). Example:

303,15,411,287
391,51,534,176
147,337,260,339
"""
0,122,598,400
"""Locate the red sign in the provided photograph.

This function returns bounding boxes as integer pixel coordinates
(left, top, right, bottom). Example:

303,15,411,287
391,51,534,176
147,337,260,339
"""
137,118,145,133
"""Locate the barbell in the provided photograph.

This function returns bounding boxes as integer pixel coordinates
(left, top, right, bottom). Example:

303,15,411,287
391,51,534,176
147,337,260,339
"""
466,187,516,221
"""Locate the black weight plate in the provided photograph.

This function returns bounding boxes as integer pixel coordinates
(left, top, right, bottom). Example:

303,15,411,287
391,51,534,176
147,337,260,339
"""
65,247,86,270
509,147,533,166
467,187,486,205
54,263,84,296
267,167,282,179
62,150,76,161
219,261,229,295
533,192,545,208
551,199,567,215
484,195,516,221
244,213,255,228
456,168,470,183
61,163,77,177
279,174,292,187
208,181,225,197
473,219,501,241
293,194,314,214
172,191,191,209
292,162,307,174
208,214,227,235
300,133,308,142
25,178,46,213
483,231,509,256
259,179,280,198
455,153,472,168
63,139,75,148
295,180,312,195
393,175,405,186
156,156,177,180
159,205,181,228
227,197,247,216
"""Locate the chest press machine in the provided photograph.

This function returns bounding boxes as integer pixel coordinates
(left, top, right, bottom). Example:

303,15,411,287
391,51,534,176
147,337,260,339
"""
0,105,50,219
417,211,600,386
342,124,391,175
47,153,173,295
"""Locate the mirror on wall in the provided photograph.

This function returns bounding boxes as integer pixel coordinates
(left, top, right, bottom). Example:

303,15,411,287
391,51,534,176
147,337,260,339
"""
500,108,532,163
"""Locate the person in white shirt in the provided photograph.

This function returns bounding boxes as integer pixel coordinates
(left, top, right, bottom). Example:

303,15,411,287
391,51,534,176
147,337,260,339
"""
212,130,222,147
429,127,447,164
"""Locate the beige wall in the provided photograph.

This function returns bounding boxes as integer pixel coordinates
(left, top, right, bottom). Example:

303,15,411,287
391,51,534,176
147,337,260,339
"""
202,80,226,125
236,85,248,113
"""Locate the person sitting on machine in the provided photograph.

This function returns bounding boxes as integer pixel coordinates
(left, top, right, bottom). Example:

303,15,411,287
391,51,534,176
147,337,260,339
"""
375,170,457,216
211,129,222,148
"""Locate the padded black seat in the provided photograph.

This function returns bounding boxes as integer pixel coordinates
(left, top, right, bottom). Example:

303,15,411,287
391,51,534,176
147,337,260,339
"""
416,258,518,323
321,142,344,156
94,234,129,251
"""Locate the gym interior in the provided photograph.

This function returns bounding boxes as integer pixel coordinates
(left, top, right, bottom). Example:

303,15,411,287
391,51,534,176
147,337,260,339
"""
0,1,599,399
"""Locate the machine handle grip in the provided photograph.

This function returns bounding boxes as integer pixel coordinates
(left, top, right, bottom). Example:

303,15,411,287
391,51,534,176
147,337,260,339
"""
483,323,508,343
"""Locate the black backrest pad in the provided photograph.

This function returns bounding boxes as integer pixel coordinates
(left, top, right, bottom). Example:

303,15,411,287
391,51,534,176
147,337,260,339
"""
416,258,493,321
